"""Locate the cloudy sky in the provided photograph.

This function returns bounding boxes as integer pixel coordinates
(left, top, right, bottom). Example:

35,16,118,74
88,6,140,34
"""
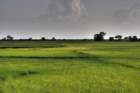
0,0,140,39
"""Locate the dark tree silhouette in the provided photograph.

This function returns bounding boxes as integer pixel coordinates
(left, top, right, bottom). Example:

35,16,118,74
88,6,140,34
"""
28,38,32,41
94,32,106,41
126,36,138,41
124,36,129,41
132,36,138,41
51,37,56,41
109,37,114,41
115,35,122,41
2,38,6,41
6,35,14,40
41,37,46,41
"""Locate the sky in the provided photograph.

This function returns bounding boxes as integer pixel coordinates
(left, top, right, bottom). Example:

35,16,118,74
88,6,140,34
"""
0,0,140,39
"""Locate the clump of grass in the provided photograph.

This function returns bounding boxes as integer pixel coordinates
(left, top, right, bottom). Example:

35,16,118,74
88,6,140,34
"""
17,70,39,77
0,76,6,81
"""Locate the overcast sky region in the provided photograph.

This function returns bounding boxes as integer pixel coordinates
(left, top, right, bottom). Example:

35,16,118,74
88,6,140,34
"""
0,0,140,39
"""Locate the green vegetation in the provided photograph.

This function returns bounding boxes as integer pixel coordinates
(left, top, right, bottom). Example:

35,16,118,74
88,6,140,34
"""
0,41,139,93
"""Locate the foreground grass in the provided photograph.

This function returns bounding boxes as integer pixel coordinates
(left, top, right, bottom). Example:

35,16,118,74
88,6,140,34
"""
0,41,139,93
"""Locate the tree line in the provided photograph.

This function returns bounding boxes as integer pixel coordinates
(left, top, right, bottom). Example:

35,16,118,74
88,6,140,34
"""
94,32,140,41
0,32,140,41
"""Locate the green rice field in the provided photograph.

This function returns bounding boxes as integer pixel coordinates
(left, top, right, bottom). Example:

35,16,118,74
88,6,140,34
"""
0,41,139,93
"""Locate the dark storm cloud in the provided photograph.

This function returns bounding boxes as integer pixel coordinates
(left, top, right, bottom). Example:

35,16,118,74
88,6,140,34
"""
0,0,140,39
47,0,81,17
114,1,140,24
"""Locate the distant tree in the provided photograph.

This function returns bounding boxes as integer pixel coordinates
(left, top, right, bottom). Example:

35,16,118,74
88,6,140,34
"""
28,37,32,41
127,36,138,41
128,36,132,41
82,39,88,41
6,35,14,40
2,38,6,41
132,36,138,41
109,37,114,41
51,37,56,41
100,32,106,37
94,32,106,41
41,37,46,41
115,35,122,41
124,36,129,41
